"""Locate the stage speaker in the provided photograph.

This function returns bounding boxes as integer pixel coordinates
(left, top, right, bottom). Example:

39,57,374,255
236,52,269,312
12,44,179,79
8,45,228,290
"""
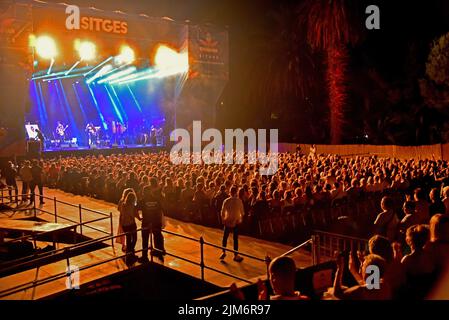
60,143,70,148
90,144,98,149
110,143,119,148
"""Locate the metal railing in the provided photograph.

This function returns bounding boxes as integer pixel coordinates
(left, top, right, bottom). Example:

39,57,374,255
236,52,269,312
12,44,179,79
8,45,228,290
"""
279,238,315,264
0,227,271,299
0,193,113,237
0,193,114,271
311,230,369,264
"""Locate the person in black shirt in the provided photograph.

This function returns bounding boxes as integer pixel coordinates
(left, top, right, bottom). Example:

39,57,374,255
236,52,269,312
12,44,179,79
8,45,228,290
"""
137,180,165,263
213,185,229,222
30,159,44,205
2,161,18,203
429,188,446,217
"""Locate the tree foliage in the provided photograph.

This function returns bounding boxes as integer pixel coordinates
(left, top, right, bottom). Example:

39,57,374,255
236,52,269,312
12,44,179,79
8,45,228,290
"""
420,32,449,110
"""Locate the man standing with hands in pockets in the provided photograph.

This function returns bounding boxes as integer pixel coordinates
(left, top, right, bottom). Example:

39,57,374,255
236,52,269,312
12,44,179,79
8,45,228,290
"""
220,186,245,262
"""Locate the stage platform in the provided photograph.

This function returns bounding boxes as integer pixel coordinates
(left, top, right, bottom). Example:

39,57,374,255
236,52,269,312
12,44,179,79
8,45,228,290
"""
40,144,167,158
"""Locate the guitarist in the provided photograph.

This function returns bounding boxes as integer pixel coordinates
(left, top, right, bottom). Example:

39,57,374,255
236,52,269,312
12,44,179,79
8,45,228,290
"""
55,121,68,144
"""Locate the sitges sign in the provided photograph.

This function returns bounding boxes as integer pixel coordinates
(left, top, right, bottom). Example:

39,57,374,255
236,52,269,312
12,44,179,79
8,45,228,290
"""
65,5,128,34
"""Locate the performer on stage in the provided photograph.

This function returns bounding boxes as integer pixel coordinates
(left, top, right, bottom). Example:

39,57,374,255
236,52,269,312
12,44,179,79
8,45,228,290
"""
85,122,97,146
156,126,163,146
111,120,126,146
150,125,157,145
35,128,45,152
55,121,68,143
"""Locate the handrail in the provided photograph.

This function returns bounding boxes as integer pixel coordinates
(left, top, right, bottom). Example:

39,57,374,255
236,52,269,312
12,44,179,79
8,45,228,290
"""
1,194,113,246
0,234,113,274
0,193,109,217
2,213,109,245
313,230,369,243
279,238,312,257
0,233,112,268
0,227,268,298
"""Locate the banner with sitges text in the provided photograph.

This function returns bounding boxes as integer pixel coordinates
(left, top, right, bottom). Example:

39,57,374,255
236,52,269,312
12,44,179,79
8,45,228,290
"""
29,1,186,70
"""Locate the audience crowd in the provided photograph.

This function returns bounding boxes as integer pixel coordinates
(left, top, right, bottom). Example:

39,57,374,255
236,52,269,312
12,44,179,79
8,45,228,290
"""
2,150,449,299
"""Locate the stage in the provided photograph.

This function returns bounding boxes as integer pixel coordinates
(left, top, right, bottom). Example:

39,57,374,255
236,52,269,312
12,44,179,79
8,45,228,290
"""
0,0,228,159
38,143,167,159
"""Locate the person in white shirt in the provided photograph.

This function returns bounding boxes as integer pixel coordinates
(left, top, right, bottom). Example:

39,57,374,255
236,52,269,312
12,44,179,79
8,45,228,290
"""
220,186,244,262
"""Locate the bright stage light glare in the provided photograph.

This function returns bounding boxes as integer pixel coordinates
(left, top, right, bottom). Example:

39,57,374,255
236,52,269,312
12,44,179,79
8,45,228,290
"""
86,64,113,84
97,66,136,84
115,46,135,64
31,35,58,60
75,40,96,61
154,45,188,72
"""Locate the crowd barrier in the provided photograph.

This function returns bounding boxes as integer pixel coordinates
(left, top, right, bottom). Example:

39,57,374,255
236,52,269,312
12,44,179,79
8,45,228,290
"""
278,143,449,160
162,191,405,246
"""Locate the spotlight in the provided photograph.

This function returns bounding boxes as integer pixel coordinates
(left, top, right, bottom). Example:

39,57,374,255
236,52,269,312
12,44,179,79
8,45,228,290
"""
115,45,135,64
153,45,188,78
75,40,96,61
154,45,178,69
31,35,58,60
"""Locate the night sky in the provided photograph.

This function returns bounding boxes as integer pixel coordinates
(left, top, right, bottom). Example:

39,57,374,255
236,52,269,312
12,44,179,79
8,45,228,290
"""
41,0,449,144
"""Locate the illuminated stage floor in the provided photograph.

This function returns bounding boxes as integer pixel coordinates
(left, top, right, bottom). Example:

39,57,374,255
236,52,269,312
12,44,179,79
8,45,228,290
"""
0,188,312,300
41,144,167,158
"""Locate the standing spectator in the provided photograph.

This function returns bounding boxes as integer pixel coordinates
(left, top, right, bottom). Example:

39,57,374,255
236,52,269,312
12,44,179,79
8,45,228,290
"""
19,161,33,202
399,201,420,234
333,253,392,300
2,161,18,203
442,186,449,215
401,225,434,299
119,190,139,265
367,235,406,298
429,188,445,217
137,184,165,263
424,214,449,278
414,188,430,224
373,196,399,242
251,191,270,219
30,159,44,205
116,188,134,252
213,185,229,222
309,144,317,160
47,163,59,188
220,186,244,262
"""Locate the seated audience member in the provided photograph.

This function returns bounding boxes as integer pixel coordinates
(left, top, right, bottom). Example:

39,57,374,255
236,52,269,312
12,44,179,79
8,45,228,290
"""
333,253,392,300
373,196,400,242
401,225,434,299
424,214,449,278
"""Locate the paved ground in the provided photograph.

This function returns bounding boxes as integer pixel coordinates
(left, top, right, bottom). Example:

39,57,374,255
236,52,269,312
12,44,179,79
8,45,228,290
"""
0,187,312,300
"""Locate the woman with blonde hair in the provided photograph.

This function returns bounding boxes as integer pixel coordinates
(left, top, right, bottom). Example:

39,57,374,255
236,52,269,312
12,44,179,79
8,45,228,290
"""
116,188,135,253
119,190,139,265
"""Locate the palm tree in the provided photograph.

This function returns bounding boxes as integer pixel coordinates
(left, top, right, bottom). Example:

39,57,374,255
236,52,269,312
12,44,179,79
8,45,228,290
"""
298,0,363,144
